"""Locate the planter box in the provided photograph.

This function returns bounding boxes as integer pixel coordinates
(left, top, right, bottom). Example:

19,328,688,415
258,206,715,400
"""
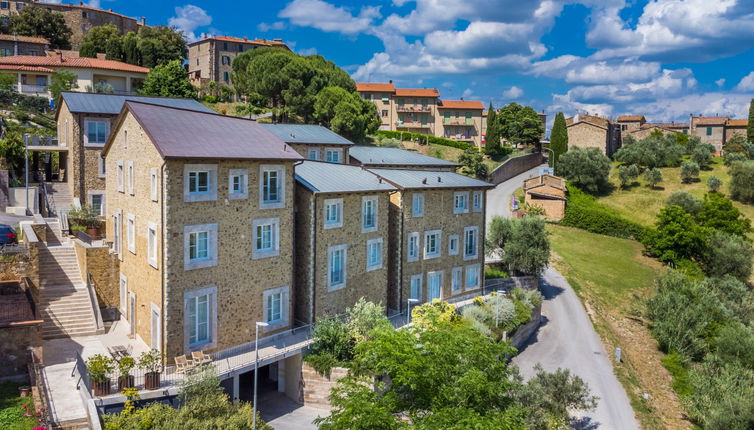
144,372,160,390
92,379,111,397
118,375,134,391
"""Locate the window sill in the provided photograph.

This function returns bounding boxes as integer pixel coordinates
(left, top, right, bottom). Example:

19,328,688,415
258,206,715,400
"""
184,258,217,271
327,282,346,292
366,264,382,272
324,222,343,230
84,143,106,149
260,201,285,210
463,254,478,262
229,193,248,200
453,209,469,215
424,253,440,260
362,226,378,234
148,258,158,269
252,249,280,260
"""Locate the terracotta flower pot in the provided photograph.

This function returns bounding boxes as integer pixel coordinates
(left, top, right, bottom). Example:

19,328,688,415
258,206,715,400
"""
144,372,160,390
86,228,100,239
92,379,111,397
18,386,31,397
118,375,134,390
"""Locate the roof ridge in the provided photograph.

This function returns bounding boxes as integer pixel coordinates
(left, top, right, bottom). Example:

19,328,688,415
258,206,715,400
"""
124,99,229,118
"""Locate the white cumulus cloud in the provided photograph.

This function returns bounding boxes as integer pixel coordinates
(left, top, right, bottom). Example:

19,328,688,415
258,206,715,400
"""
168,5,212,43
735,72,754,92
503,86,524,99
279,0,381,35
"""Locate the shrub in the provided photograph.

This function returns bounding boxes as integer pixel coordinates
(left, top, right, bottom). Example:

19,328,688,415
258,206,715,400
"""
345,298,391,344
560,185,649,240
696,192,751,237
685,355,754,429
67,205,104,229
724,151,747,166
729,160,754,204
707,175,722,192
702,231,753,281
378,137,401,148
374,130,471,150
618,164,640,188
666,191,702,215
556,147,611,194
308,317,354,363
487,216,550,276
614,134,683,168
484,268,509,279
660,352,692,398
692,145,713,169
643,168,662,188
643,205,708,264
458,147,488,179
680,161,700,183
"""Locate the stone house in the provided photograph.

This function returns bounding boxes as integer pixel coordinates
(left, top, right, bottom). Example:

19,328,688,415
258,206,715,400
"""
54,92,213,212
690,115,727,153
260,123,352,163
0,34,48,56
616,115,646,134
349,146,460,172
436,99,485,148
0,0,143,49
625,124,678,141
293,161,396,323
366,168,493,313
102,101,303,360
523,174,566,220
566,113,622,156
724,119,748,144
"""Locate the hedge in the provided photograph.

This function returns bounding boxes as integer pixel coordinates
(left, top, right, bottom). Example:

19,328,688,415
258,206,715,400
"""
560,184,650,241
0,90,49,113
374,130,472,150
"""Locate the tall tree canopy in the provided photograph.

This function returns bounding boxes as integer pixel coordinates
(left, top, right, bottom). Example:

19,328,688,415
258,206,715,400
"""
139,60,195,99
496,102,544,147
313,86,379,142
79,24,123,60
550,112,568,167
484,102,501,155
748,98,754,144
78,25,187,68
8,6,72,49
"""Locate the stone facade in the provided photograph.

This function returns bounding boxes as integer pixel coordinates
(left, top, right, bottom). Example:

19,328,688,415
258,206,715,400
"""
0,34,48,56
288,143,349,163
523,175,566,221
0,1,143,49
293,186,391,323
566,114,621,156
73,239,119,308
106,111,297,360
301,363,347,408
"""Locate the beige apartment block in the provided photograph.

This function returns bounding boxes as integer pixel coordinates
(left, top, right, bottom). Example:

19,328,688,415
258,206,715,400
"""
566,113,621,156
356,82,396,130
437,100,485,147
293,161,396,323
261,123,353,163
53,92,212,210
367,169,493,313
393,88,440,135
103,101,302,359
0,0,143,48
187,35,289,90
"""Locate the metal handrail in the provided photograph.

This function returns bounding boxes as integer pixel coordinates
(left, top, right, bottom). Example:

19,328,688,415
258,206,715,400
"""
86,273,104,333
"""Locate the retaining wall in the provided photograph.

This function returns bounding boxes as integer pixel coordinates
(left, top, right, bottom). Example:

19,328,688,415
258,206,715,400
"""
490,153,545,185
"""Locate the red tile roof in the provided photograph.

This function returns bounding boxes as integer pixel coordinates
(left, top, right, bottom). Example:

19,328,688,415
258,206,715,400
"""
438,100,484,110
617,115,645,122
394,88,439,97
356,82,395,93
0,34,49,45
727,119,748,127
0,64,52,72
693,116,728,126
0,55,148,74
190,36,289,49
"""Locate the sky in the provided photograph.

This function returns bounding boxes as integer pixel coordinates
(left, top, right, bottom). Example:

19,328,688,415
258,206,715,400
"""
60,0,754,129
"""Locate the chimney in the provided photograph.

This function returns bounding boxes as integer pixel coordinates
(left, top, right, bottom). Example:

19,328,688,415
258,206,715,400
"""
273,38,283,42
96,53,106,60
56,51,63,63
243,36,248,41
437,176,442,183
79,1,83,5
108,8,112,12
422,178,427,185
141,17,146,26
389,79,393,84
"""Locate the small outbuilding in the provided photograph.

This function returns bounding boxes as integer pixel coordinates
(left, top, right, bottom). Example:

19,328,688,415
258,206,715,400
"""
523,174,566,220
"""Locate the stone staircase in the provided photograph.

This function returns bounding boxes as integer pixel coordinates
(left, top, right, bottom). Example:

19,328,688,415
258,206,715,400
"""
45,182,75,214
38,245,99,340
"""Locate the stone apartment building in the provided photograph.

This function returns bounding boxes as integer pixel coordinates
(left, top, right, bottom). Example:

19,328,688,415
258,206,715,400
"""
349,146,460,171
187,35,289,90
366,168,492,314
293,161,396,323
0,0,143,48
103,101,303,359
566,113,622,156
437,99,485,145
54,92,213,213
0,34,48,56
261,123,352,163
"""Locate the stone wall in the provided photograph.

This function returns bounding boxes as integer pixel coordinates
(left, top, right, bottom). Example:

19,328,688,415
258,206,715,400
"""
301,363,347,409
0,325,39,377
489,152,545,185
288,144,350,164
510,305,542,350
567,122,608,155
73,239,119,308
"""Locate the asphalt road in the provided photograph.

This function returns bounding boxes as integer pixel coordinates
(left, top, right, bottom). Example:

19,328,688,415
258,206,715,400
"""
485,163,548,224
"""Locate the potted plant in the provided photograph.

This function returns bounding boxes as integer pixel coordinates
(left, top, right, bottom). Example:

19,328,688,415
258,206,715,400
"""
86,354,114,396
138,349,163,390
117,356,136,390
67,205,104,239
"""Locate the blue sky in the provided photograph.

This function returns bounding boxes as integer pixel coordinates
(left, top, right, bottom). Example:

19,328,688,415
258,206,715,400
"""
76,1,753,127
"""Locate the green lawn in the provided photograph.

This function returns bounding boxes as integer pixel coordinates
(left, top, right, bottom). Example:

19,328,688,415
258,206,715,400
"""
547,225,691,429
0,382,39,430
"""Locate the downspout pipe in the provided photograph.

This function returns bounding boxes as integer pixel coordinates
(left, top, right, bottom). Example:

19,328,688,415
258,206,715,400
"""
160,161,166,359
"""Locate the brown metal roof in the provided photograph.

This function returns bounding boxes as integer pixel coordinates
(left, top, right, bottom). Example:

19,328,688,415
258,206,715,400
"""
111,102,304,161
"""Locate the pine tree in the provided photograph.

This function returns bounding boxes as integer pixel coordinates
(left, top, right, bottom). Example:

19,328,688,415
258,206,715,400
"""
746,99,754,143
484,102,500,156
550,112,568,169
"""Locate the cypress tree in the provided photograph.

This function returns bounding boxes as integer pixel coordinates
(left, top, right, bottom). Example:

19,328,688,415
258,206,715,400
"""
748,98,754,144
550,112,568,169
484,102,500,155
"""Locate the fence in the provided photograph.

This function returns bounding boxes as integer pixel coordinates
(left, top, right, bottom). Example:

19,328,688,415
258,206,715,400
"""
489,152,546,185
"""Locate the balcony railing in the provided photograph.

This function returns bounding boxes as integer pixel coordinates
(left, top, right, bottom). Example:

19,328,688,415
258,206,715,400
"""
445,134,475,141
396,105,432,113
14,84,48,93
443,119,475,126
396,121,431,129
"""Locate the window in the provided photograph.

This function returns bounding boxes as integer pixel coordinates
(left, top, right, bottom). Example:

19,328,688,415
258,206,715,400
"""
185,286,216,349
116,160,124,192
448,234,459,255
228,169,248,200
0,3,8,10
252,218,280,259
127,161,134,195
184,164,217,202
150,168,158,202
472,191,483,212
147,223,158,268
223,42,228,50
0,48,8,56
412,193,424,217
126,214,135,254
328,244,347,291
325,148,342,163
89,192,104,216
465,264,480,290
381,109,388,117
464,226,479,260
196,58,199,66
263,286,288,329
84,119,108,145
366,238,382,271
424,230,441,259
223,71,229,82
238,44,243,52
451,267,462,293
184,224,217,270
260,165,285,209
324,198,343,229
706,127,712,136
407,232,420,262
427,271,442,302
454,192,469,214
308,149,319,160
221,55,230,65
98,155,106,178
362,196,377,232
410,275,422,301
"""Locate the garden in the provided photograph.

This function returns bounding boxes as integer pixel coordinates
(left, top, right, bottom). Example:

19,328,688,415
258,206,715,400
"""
0,381,44,430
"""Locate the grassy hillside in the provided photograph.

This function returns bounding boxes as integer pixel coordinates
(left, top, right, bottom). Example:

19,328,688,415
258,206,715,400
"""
548,225,690,429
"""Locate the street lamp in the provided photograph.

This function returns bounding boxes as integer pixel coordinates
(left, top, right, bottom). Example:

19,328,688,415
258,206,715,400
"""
407,298,419,325
253,321,269,430
494,290,505,327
